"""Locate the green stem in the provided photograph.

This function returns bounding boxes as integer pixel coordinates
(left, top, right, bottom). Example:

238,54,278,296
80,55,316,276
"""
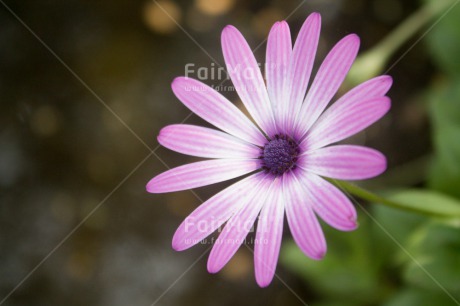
360,155,432,189
332,180,406,210
347,0,458,86
375,0,454,59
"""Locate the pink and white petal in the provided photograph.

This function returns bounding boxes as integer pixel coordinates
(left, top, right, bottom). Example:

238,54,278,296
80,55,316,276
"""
158,124,261,159
146,159,260,193
222,26,277,137
283,173,326,259
285,12,321,133
172,77,266,146
172,172,266,251
294,34,361,139
207,175,274,273
298,145,387,180
266,21,292,132
297,171,357,231
254,178,284,287
303,96,391,150
335,75,393,106
302,75,392,151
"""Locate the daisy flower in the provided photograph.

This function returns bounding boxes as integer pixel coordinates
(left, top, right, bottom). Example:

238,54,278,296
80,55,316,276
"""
147,12,392,287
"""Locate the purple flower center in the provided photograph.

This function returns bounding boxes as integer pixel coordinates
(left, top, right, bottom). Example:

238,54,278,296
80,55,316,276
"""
261,134,300,176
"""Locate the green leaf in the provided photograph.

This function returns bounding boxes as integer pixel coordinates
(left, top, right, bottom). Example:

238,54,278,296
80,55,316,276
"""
386,189,460,218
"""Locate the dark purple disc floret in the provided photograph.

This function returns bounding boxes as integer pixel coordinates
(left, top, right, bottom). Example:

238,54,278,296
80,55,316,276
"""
260,134,300,176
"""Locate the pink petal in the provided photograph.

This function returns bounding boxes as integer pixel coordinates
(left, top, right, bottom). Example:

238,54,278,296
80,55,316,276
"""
266,21,292,133
335,75,393,106
172,172,266,251
146,159,260,193
283,173,326,259
158,124,261,159
222,25,277,137
171,77,267,146
303,96,391,150
297,171,358,231
294,34,361,139
298,145,387,180
301,75,391,150
254,178,284,287
207,175,274,273
285,12,321,133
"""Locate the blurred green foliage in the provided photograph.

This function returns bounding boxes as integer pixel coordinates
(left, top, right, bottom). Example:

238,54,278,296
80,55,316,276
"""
402,222,460,296
281,216,392,306
281,1,460,305
281,206,460,305
428,80,460,198
425,2,460,77
426,1,460,198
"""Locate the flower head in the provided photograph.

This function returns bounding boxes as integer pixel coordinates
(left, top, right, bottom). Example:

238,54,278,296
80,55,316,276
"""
147,12,392,287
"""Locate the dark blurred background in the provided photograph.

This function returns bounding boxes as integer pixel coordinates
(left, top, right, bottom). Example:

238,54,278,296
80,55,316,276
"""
1,0,459,305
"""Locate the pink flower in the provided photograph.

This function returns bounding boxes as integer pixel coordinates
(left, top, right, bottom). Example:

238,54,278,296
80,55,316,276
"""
147,12,391,287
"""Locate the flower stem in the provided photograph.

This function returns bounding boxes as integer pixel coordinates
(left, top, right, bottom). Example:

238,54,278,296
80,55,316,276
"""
331,179,460,219
332,180,410,210
347,0,459,86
